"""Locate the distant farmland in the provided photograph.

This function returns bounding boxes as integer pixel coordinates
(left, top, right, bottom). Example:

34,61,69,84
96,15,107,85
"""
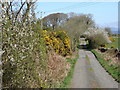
111,28,119,34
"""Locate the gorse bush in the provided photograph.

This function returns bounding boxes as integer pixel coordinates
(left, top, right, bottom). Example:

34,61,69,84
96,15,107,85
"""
109,37,115,42
42,30,72,56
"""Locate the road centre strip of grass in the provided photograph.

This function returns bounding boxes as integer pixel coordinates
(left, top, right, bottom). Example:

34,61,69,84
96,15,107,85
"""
91,49,120,83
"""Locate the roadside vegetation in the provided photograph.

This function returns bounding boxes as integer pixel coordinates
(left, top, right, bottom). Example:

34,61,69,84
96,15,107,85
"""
60,54,79,88
0,1,118,88
83,25,120,83
106,37,118,49
91,34,119,83
42,30,72,56
83,28,111,49
0,1,85,88
92,50,120,82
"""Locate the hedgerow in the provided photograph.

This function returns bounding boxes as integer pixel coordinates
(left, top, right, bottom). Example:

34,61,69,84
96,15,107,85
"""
1,3,48,88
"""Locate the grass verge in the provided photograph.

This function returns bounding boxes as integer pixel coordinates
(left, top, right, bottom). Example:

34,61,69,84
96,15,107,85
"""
91,49,120,83
106,37,118,48
60,55,79,88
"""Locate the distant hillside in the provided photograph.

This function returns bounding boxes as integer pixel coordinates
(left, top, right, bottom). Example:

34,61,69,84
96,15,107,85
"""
111,28,120,34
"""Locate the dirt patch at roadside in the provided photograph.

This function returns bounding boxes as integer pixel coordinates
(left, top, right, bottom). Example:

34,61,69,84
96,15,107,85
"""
96,48,120,65
46,51,71,87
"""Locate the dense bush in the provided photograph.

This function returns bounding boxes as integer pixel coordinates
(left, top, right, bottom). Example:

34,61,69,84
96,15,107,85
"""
83,28,111,48
62,14,95,51
105,27,112,36
0,2,49,88
2,21,49,88
42,30,72,56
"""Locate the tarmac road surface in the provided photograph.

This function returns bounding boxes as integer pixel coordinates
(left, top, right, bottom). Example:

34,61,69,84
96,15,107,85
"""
71,49,119,88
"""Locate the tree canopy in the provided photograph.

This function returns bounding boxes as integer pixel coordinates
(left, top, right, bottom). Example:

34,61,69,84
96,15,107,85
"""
43,13,68,30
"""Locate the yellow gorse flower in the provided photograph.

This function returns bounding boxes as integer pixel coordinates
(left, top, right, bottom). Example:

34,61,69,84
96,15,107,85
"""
42,30,72,56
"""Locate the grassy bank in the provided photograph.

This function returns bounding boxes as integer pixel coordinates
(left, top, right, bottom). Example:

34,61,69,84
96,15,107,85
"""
60,55,79,88
106,37,118,49
91,49,120,83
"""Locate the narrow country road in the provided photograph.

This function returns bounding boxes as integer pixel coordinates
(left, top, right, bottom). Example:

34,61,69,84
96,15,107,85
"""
71,49,119,88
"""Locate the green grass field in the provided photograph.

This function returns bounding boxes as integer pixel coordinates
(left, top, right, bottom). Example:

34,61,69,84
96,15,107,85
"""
106,37,119,49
